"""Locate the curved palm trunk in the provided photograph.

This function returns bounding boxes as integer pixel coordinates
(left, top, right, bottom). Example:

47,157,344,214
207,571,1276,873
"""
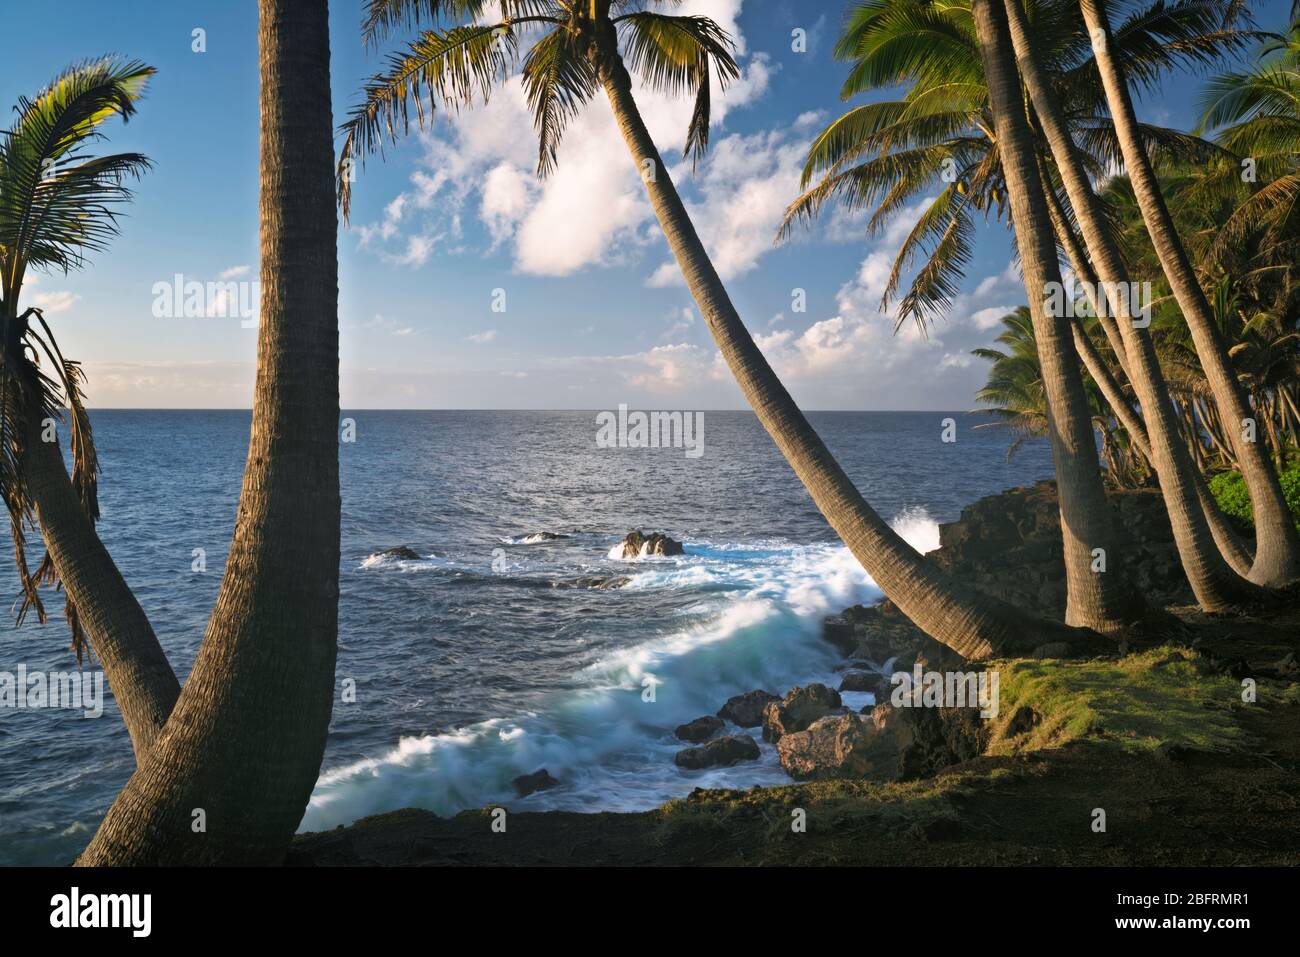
25,412,179,758
78,0,340,865
1005,0,1258,607
1080,0,1300,587
971,0,1143,633
594,34,1086,659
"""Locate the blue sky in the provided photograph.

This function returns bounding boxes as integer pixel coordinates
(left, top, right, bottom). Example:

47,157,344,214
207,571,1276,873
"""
0,0,1291,409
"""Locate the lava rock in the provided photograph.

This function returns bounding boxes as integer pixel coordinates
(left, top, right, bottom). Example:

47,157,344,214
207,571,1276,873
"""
615,530,684,558
838,671,888,695
512,768,559,797
376,545,421,560
762,684,843,742
776,713,889,780
674,734,760,770
675,715,724,743
717,690,780,728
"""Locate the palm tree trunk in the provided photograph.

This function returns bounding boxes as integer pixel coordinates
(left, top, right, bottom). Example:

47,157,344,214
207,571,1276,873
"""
24,411,179,759
1005,0,1257,607
1080,0,1300,587
593,33,1086,658
971,0,1143,633
77,0,340,865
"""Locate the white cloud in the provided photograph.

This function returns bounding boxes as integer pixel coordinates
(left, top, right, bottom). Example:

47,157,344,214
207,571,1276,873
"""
218,264,251,280
467,329,498,343
31,290,81,314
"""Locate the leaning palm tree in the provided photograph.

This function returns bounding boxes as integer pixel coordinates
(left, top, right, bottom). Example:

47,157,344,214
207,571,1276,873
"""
779,0,1262,611
0,58,180,759
339,0,1091,656
79,0,341,865
1081,0,1300,587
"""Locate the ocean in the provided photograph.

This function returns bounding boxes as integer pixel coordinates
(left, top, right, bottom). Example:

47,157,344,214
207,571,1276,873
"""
0,410,1054,865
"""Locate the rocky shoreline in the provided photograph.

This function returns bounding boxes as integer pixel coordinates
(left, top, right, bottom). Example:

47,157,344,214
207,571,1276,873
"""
293,484,1300,866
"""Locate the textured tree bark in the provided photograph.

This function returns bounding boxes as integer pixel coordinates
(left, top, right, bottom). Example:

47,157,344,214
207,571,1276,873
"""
77,0,340,865
596,30,1087,659
1079,0,1300,587
1006,0,1258,606
25,411,179,760
972,0,1144,633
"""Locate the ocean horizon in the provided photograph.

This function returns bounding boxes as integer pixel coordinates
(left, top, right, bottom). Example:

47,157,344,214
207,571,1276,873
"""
0,409,1054,865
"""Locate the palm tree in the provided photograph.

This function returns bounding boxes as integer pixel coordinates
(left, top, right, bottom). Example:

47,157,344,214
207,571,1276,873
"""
0,59,179,759
1001,0,1259,609
78,0,340,865
1197,24,1300,269
974,306,1148,486
970,0,1144,633
1080,0,1300,587
778,0,1249,341
339,0,1086,657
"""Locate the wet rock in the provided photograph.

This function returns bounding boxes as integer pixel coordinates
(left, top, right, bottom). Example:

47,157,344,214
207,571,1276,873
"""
675,715,724,743
776,713,890,780
717,690,780,728
570,575,632,590
615,530,684,558
512,768,559,797
674,734,760,770
838,671,888,695
762,684,842,742
376,545,421,560
822,615,858,655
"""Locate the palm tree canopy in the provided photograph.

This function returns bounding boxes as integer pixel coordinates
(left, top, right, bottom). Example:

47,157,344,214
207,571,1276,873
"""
338,0,740,219
779,0,1257,334
0,57,154,656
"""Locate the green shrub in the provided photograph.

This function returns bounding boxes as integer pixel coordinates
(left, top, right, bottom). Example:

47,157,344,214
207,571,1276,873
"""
1209,465,1300,530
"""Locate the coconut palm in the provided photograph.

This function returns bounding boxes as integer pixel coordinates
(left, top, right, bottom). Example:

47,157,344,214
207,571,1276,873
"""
974,306,1148,485
1080,0,1300,586
339,0,1087,656
79,0,341,865
970,0,1144,632
778,0,1251,337
1197,24,1300,267
1000,0,1259,608
0,58,180,759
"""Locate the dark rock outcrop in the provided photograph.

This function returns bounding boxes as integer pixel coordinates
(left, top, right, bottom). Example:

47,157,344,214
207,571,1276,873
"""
512,768,559,798
675,715,724,743
376,545,421,561
717,690,780,728
838,671,888,695
761,684,843,742
674,734,760,770
821,482,1194,668
615,530,684,559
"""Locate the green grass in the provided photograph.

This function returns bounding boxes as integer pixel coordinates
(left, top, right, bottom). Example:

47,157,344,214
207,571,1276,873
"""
986,646,1249,754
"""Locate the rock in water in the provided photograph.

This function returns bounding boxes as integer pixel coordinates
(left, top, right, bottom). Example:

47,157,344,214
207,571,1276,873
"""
776,713,889,780
615,530,684,558
512,768,560,797
674,715,724,743
838,671,888,695
377,545,421,561
674,734,760,770
761,684,843,742
717,690,780,728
